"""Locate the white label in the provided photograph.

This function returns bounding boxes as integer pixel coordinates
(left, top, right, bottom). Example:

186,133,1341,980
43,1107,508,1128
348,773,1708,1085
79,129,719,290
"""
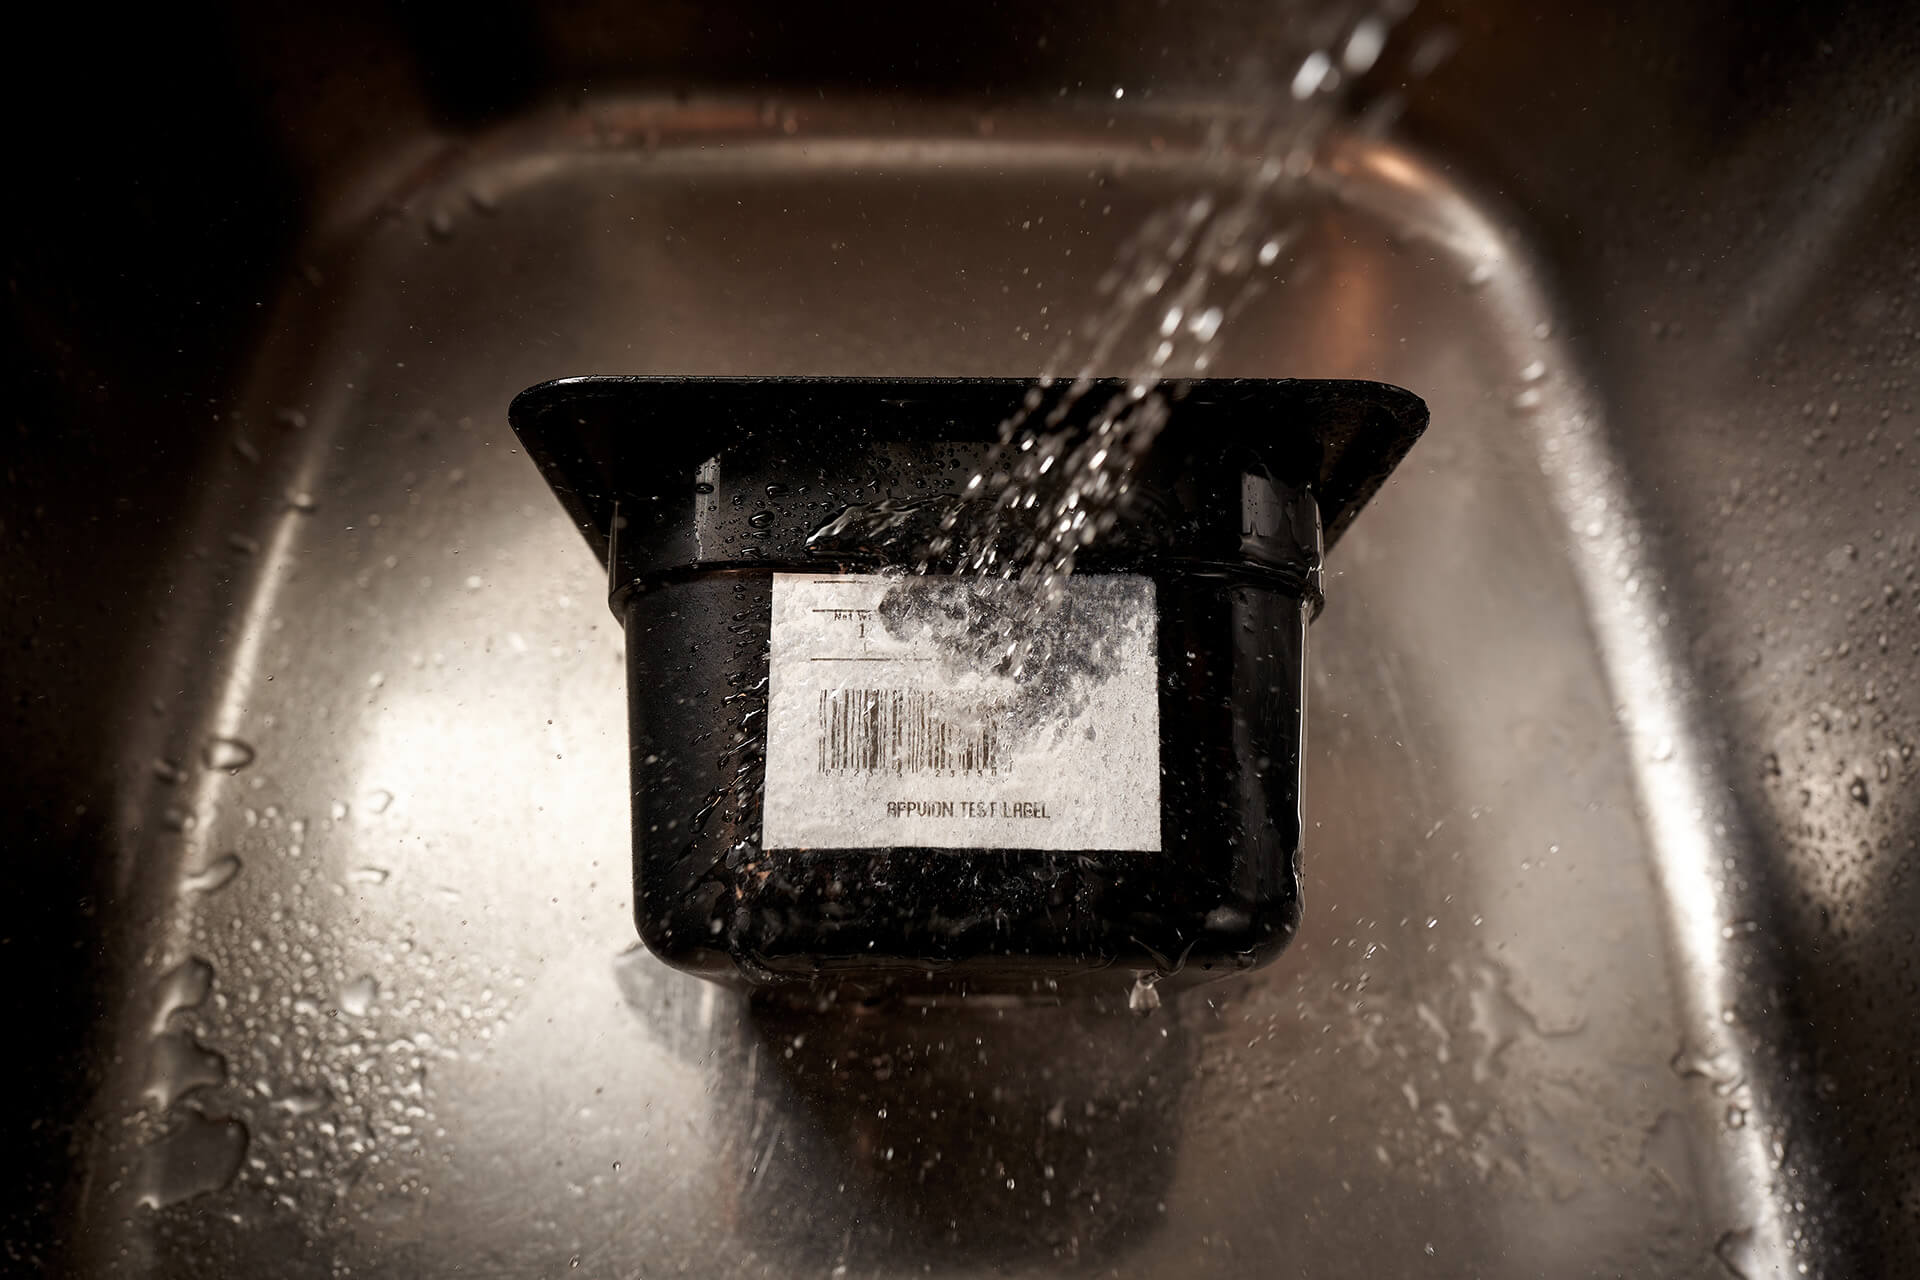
761,573,1161,851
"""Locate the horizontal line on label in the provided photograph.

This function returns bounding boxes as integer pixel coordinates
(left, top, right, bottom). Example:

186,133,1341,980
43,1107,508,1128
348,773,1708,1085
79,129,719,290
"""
808,656,932,662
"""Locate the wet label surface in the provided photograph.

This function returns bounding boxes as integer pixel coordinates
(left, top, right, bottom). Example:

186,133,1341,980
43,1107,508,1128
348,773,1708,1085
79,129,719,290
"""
762,573,1160,851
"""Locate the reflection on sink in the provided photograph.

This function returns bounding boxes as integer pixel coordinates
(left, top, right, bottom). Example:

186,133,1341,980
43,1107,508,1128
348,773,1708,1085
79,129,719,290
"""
6,4,1916,1277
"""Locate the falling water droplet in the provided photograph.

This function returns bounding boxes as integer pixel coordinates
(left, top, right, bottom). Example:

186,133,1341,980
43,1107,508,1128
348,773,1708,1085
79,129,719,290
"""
1186,306,1224,343
202,738,256,773
1343,17,1388,73
182,854,242,896
1290,50,1333,100
137,1111,249,1209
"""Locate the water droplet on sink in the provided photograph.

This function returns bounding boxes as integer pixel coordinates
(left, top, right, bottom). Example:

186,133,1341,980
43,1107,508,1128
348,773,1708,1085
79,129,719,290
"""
1670,1042,1742,1093
348,866,391,886
272,1085,333,1117
137,1110,249,1209
152,957,214,1033
1519,359,1547,382
285,490,318,514
329,799,350,822
183,854,242,896
365,788,395,814
152,758,187,786
1465,961,1578,1081
144,1031,227,1109
747,511,775,529
1713,1226,1759,1278
202,737,256,773
1651,736,1675,762
1848,776,1870,806
339,975,379,1018
1127,972,1161,1012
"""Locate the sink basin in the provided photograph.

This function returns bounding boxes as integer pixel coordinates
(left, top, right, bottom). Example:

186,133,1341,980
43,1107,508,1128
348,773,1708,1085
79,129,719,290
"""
7,3,1915,1276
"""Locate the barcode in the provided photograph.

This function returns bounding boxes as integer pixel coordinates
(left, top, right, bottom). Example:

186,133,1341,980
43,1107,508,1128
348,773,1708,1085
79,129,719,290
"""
817,688,1001,775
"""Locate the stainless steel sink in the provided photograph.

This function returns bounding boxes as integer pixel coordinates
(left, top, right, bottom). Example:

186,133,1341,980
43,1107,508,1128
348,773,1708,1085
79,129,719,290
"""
7,3,1916,1276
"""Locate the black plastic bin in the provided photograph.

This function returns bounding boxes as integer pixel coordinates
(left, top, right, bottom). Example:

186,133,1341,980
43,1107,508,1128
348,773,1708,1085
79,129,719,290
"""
510,376,1425,993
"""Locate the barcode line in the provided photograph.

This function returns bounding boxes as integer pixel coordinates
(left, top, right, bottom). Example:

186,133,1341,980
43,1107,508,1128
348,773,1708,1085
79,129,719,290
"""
817,688,1001,775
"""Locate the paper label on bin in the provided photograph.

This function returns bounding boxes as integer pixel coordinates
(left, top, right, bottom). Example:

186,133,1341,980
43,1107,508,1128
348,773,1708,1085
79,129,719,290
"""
761,573,1161,851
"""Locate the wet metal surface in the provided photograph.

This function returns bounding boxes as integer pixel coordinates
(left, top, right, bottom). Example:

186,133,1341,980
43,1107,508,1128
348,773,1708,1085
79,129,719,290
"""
8,7,1918,1277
